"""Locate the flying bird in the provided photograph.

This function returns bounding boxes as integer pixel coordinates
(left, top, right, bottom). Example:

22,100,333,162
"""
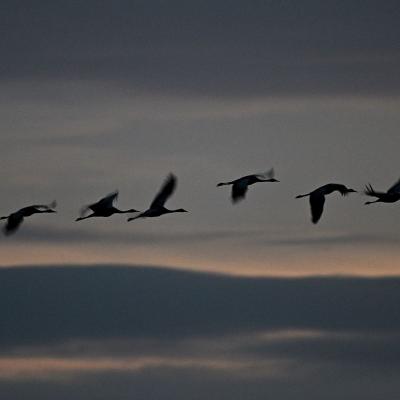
0,201,57,235
364,178,400,205
217,168,279,203
76,191,138,221
296,183,357,224
128,174,187,221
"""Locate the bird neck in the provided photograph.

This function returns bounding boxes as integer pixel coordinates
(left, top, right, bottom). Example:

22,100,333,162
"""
217,182,231,186
128,213,143,221
76,214,94,221
169,208,186,213
116,208,138,214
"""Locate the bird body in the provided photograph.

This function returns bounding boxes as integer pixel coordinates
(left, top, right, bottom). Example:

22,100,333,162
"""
1,201,57,235
76,191,138,221
217,168,279,203
364,179,400,205
128,174,187,221
296,183,356,224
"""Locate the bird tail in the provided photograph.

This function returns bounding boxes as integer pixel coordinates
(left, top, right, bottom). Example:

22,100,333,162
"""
295,194,309,199
217,182,230,187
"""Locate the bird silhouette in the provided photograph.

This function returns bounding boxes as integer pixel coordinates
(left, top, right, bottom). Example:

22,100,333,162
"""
128,174,187,221
76,191,138,221
0,201,57,235
364,178,400,205
217,168,279,203
296,183,357,224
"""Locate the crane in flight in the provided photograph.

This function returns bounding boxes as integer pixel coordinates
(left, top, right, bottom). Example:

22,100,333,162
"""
76,191,138,221
128,174,187,221
1,201,57,235
296,183,356,224
217,168,279,203
364,178,400,205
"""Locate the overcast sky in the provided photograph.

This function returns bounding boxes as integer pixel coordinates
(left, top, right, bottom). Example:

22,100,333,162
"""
0,1,399,398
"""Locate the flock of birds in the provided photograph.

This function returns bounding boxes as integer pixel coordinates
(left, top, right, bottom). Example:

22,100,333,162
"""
1,169,400,235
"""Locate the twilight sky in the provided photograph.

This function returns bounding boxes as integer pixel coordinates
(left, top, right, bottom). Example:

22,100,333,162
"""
0,1,399,399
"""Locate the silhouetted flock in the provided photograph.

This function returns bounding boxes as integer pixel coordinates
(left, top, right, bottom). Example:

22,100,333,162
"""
1,171,399,235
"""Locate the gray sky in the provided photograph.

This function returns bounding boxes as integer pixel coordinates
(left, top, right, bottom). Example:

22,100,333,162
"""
0,1,400,398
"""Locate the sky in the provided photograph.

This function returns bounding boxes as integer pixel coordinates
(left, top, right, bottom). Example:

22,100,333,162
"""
0,1,399,399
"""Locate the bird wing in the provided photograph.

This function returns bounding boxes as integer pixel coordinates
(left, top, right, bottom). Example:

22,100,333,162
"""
364,184,384,198
80,191,118,217
388,178,400,194
255,168,275,180
335,184,348,196
91,191,118,211
3,211,24,235
231,179,249,203
30,200,57,211
310,193,325,224
79,205,92,218
150,174,177,208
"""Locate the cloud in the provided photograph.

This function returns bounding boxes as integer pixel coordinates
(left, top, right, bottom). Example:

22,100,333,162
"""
1,265,400,350
3,225,260,244
1,365,398,400
1,330,400,399
1,1,399,96
1,224,398,248
243,331,400,368
259,232,400,247
1,264,400,398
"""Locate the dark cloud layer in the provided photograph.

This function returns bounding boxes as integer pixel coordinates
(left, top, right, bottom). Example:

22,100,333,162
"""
1,369,399,400
1,265,400,349
1,0,399,96
1,265,400,399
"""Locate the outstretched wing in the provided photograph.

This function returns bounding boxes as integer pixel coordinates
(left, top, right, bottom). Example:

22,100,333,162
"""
3,211,24,235
93,191,118,209
364,184,384,198
310,193,325,224
150,174,176,208
231,179,249,203
255,168,275,180
30,200,57,211
80,191,118,217
388,178,400,194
